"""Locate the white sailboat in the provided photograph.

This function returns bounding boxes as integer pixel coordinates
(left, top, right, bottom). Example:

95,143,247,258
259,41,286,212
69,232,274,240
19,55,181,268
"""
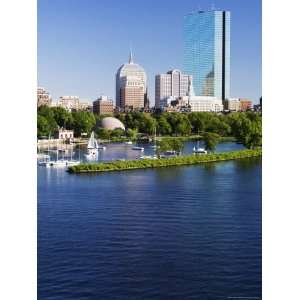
44,141,68,168
193,141,207,154
66,143,80,167
85,131,102,159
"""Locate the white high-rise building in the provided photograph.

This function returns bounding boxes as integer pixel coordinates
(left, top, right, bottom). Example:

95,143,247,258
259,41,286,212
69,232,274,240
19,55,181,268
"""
116,51,147,110
155,69,191,109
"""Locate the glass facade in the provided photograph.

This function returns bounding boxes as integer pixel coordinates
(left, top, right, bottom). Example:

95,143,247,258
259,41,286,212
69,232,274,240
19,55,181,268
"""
183,10,230,99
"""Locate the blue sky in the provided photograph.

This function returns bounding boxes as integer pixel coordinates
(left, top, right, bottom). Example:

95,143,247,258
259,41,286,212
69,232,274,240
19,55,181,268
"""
38,0,261,105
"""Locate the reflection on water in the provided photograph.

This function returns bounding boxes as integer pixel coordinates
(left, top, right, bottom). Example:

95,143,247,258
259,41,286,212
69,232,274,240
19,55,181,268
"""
38,142,261,300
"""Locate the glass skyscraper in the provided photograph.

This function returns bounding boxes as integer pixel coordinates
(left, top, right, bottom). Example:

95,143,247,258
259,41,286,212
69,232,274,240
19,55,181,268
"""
183,10,230,100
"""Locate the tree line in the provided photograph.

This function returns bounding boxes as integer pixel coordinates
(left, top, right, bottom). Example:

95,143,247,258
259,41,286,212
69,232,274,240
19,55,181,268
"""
37,106,262,149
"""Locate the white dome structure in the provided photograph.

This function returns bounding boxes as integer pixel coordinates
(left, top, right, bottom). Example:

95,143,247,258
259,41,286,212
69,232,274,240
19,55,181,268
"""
101,117,125,131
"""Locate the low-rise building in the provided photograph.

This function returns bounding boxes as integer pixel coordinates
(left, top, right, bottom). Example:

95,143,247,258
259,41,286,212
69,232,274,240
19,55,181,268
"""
184,79,223,112
225,98,241,111
78,101,92,112
58,96,80,111
55,128,74,141
239,99,253,111
93,96,114,114
37,87,52,107
188,96,223,112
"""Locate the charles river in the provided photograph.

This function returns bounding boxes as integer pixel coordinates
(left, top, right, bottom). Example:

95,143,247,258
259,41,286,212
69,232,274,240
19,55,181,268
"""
38,141,261,299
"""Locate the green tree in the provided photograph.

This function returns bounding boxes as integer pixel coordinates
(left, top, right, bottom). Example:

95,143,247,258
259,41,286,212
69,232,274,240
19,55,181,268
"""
72,111,96,137
37,105,58,135
111,128,125,138
127,128,138,140
166,113,191,136
37,115,50,137
95,128,111,140
188,112,205,134
157,115,172,135
51,107,72,128
157,138,184,157
228,113,262,149
203,132,220,152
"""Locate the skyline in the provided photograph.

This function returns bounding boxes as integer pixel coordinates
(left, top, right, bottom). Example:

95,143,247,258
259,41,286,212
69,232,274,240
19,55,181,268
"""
38,0,261,105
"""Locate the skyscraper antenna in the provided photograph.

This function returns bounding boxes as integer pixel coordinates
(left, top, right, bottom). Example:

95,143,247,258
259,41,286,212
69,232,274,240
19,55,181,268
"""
129,44,133,64
211,2,215,10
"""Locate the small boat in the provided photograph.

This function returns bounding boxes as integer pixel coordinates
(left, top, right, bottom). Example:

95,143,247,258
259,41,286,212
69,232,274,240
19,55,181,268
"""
67,144,80,166
160,150,178,158
43,141,80,168
85,151,98,160
125,141,133,145
132,146,144,151
193,141,207,154
97,145,106,150
44,158,68,168
140,155,158,160
37,153,50,160
66,160,81,167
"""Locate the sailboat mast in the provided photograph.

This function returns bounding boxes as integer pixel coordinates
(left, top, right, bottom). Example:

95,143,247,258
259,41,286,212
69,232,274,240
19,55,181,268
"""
56,140,58,161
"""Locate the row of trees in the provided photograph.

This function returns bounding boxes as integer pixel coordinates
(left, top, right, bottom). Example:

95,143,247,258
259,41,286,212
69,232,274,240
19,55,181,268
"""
38,106,97,137
37,106,261,149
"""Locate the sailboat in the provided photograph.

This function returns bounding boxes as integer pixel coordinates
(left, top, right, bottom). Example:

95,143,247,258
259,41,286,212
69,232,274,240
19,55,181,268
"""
45,141,69,168
38,135,51,166
66,143,80,167
85,131,103,159
151,127,158,149
193,141,207,154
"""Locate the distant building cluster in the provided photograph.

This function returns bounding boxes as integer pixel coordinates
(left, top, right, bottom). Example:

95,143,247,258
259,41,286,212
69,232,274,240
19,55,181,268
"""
224,98,253,112
38,9,259,114
37,87,52,107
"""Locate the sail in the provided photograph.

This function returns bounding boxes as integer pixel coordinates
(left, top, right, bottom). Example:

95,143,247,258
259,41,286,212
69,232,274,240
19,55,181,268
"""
87,132,95,149
94,138,99,149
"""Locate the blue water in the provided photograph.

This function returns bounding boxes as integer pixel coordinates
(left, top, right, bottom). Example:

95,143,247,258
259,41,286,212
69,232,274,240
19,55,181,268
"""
38,142,261,299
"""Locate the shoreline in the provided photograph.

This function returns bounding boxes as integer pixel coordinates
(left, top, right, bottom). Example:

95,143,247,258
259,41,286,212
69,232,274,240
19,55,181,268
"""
68,149,261,174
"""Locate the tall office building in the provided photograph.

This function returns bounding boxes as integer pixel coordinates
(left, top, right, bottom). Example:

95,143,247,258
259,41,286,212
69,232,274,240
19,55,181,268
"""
183,9,230,100
155,69,191,108
116,51,147,110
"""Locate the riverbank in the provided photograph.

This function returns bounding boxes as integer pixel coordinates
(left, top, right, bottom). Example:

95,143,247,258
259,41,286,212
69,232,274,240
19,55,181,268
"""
68,148,261,174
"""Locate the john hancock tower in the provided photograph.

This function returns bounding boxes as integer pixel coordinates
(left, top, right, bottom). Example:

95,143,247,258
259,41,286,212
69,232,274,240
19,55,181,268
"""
183,9,230,100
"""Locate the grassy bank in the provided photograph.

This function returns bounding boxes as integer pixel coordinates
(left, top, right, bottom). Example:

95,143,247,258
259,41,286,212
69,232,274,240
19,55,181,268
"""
68,148,261,174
